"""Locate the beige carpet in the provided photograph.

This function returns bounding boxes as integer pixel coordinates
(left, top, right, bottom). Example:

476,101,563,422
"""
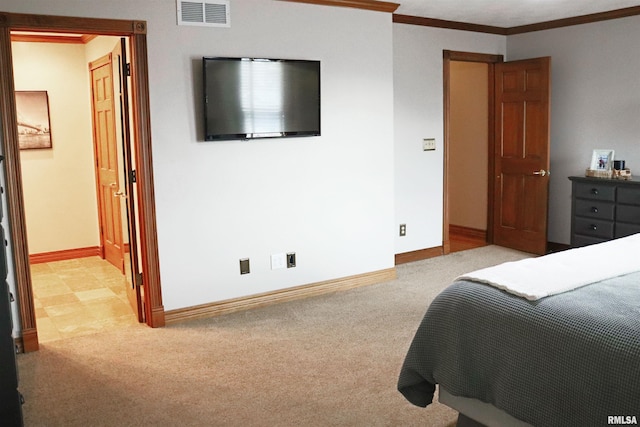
17,245,530,427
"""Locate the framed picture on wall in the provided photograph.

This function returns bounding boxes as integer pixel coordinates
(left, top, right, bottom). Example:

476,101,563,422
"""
590,149,614,171
15,91,53,150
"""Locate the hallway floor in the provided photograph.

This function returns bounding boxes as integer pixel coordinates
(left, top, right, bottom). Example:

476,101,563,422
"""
31,256,139,343
449,229,488,253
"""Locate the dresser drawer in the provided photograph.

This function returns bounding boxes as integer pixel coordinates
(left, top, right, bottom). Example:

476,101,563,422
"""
573,182,616,201
616,204,640,224
571,234,608,248
617,187,640,205
573,217,614,239
615,222,640,238
574,199,615,220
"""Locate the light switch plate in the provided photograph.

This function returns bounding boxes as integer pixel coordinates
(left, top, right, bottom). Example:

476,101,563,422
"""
423,138,436,151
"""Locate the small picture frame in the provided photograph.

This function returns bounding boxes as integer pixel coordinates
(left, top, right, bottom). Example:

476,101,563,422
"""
15,90,53,150
590,149,615,171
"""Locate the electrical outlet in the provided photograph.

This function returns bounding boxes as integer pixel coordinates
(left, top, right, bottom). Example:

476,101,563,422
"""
239,258,250,275
423,138,436,151
399,224,406,236
286,252,296,268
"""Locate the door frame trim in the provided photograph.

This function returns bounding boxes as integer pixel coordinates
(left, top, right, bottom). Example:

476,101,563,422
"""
0,12,164,352
442,50,504,254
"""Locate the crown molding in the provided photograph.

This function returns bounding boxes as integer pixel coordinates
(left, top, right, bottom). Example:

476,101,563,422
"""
393,14,507,35
279,0,400,14
506,5,640,35
10,32,97,44
394,5,640,35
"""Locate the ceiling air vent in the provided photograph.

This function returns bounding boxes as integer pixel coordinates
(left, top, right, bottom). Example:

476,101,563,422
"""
177,0,230,28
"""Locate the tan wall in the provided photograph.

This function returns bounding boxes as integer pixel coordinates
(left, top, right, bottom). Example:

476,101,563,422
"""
14,36,124,254
14,41,99,254
449,61,488,230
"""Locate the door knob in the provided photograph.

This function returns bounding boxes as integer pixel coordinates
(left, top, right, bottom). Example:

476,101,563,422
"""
533,169,548,176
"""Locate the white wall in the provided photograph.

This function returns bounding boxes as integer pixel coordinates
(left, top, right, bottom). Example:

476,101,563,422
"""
151,1,395,309
393,24,505,254
0,0,396,311
13,42,99,254
507,15,640,244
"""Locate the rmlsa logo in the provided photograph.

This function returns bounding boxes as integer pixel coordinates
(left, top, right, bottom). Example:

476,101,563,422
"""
608,416,638,425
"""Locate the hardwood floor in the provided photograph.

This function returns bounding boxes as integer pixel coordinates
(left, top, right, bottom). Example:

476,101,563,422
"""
395,226,488,265
449,225,488,253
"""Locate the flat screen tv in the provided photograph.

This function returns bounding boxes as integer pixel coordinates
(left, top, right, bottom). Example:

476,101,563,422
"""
203,57,321,141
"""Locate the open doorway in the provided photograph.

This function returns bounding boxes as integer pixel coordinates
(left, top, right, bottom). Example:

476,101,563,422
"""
0,12,164,352
443,50,552,256
13,33,139,343
448,60,489,252
443,50,503,254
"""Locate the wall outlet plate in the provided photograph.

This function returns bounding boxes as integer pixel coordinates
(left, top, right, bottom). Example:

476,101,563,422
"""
286,252,296,268
271,253,286,270
239,258,250,274
399,224,406,236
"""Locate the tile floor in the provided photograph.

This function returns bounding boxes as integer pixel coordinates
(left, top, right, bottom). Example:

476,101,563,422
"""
31,256,139,343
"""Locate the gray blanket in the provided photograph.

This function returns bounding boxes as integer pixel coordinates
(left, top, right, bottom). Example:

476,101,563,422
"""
398,272,640,427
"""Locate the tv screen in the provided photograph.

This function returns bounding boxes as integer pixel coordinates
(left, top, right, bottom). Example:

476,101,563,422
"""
203,57,321,141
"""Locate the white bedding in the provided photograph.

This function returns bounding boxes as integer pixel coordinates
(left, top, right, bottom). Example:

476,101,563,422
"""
456,233,640,300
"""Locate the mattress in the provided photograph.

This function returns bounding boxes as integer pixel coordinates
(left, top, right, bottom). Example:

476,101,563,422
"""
397,272,640,427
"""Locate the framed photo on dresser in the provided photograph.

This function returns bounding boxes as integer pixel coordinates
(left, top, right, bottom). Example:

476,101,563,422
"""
590,149,614,171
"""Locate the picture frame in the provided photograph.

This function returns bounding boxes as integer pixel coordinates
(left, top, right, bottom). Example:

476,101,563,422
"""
590,149,615,171
15,90,53,150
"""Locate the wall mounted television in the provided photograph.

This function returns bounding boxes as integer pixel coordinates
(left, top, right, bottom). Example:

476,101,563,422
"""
203,57,321,141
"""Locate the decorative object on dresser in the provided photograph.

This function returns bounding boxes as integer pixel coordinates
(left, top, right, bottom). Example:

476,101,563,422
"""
613,168,633,180
585,148,614,178
569,176,640,248
612,159,632,180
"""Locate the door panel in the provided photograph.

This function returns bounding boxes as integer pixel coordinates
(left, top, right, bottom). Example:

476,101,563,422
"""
113,38,144,322
90,54,126,273
494,57,551,255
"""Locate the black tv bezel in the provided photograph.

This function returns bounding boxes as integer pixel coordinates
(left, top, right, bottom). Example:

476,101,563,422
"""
203,56,321,141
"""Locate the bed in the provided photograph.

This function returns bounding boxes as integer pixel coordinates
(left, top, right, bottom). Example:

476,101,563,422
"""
397,234,640,427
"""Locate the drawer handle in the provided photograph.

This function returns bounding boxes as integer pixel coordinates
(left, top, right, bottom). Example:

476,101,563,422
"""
591,206,598,213
590,224,598,231
590,188,599,195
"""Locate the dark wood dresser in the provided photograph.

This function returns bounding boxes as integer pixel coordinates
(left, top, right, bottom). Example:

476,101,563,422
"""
569,176,640,247
0,156,23,425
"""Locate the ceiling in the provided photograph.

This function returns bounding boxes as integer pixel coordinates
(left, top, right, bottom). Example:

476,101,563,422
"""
394,0,640,28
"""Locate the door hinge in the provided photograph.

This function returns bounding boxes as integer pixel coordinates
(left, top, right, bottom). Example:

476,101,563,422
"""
125,63,131,77
135,272,143,288
129,170,137,183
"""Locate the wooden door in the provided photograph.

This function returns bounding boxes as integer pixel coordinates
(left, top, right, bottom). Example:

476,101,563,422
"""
493,57,551,255
90,54,126,273
112,39,144,322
